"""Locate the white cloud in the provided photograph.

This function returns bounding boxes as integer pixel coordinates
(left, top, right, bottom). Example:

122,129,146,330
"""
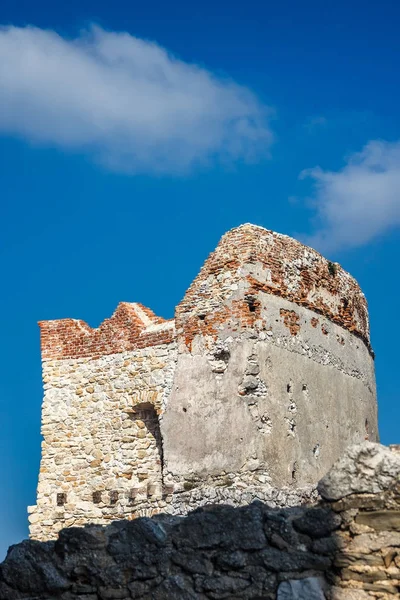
0,25,273,173
300,140,400,252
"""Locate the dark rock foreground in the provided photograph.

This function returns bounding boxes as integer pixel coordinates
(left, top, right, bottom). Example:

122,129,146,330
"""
1,442,399,599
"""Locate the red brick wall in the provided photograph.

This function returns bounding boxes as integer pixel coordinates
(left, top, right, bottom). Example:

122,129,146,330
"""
39,302,174,360
175,225,372,354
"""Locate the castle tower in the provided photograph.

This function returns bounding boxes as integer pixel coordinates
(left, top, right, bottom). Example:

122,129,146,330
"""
162,224,377,489
29,225,378,540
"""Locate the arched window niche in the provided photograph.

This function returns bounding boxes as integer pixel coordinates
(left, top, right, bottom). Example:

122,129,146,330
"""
128,401,164,494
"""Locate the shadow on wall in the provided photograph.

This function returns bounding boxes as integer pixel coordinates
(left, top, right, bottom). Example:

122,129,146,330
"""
2,442,399,599
1,494,399,597
0,503,345,600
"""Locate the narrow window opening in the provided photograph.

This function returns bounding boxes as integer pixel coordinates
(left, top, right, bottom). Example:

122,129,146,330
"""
57,493,66,506
92,491,102,504
109,491,119,504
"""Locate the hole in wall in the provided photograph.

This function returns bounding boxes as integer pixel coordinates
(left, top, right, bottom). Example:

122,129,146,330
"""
92,491,102,504
198,314,206,321
246,296,257,313
109,491,119,504
313,443,320,458
182,407,187,413
214,348,230,363
286,418,296,436
56,493,66,506
287,383,292,393
365,418,369,440
328,261,337,277
291,461,298,482
302,384,307,391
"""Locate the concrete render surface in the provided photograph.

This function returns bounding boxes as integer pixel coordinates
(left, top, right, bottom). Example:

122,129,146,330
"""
163,293,377,488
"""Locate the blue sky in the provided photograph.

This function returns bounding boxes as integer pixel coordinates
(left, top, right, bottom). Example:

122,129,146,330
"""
1,0,399,559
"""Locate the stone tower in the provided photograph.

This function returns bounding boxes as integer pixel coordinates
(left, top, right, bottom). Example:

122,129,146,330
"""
29,224,378,540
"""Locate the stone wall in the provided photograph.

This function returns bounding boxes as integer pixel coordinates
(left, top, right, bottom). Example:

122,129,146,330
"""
3,443,399,600
29,340,177,541
31,224,378,541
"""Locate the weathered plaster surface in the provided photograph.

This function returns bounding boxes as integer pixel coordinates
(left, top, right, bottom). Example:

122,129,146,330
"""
164,294,377,488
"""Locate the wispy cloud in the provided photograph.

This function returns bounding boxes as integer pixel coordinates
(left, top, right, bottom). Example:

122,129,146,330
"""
0,25,273,174
300,140,400,253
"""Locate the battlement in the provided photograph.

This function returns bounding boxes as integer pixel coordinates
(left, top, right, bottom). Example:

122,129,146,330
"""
30,224,378,542
39,302,175,360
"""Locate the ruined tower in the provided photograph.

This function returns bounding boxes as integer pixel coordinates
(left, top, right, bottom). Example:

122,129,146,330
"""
29,224,378,540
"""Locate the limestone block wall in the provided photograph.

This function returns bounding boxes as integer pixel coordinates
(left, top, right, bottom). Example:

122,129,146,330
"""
29,303,177,540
